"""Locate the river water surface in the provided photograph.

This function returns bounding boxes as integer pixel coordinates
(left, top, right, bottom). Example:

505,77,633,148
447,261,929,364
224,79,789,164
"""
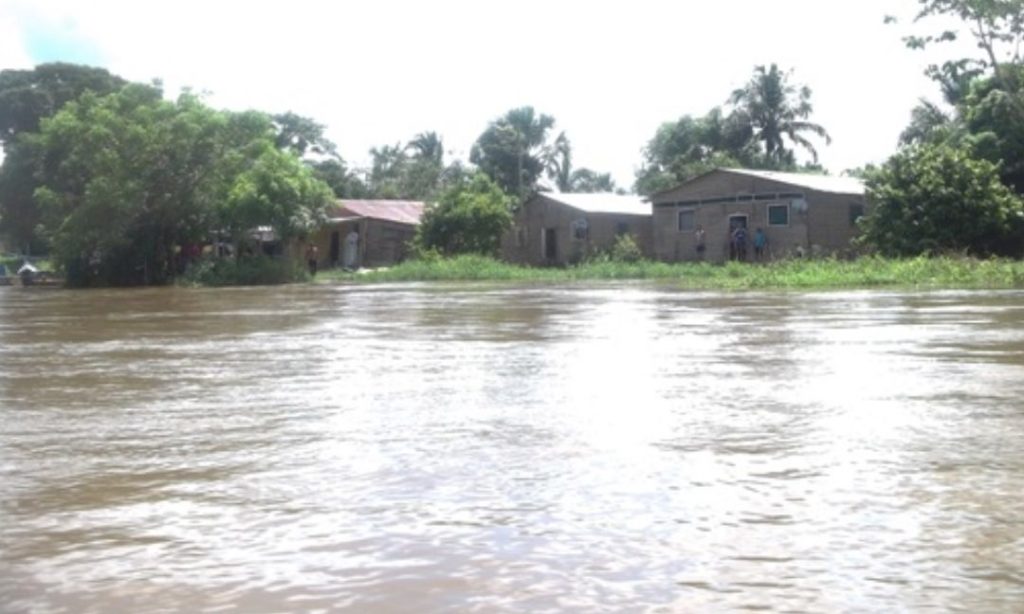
1,283,1023,612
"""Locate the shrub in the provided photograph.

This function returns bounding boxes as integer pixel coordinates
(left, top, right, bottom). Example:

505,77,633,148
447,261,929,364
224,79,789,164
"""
860,143,1024,257
179,256,308,286
414,173,513,256
608,234,644,263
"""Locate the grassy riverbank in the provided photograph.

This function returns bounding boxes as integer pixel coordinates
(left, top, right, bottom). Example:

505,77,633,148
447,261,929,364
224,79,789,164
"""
317,255,1024,290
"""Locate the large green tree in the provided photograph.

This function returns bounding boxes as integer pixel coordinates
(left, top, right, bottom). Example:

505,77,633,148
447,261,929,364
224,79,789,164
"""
361,131,463,200
859,143,1024,257
0,63,128,252
470,106,557,198
415,173,513,256
272,111,337,159
310,158,369,198
30,85,331,285
728,64,831,165
892,1,1024,193
961,67,1024,191
634,108,756,195
0,63,127,147
900,0,1023,90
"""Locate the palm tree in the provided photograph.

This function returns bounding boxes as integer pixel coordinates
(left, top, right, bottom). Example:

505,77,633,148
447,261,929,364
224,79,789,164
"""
547,131,572,191
729,64,831,165
406,131,444,166
470,106,556,197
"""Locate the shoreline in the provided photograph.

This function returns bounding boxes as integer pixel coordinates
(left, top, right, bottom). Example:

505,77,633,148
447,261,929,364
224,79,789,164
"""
312,255,1024,291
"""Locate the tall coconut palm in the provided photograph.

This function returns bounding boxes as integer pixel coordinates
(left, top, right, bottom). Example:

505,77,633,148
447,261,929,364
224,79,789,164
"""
406,131,444,166
729,64,831,165
470,106,556,198
547,131,573,191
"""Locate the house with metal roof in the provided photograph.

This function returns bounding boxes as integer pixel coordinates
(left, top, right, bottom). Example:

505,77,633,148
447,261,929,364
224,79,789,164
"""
501,192,652,266
649,168,867,263
306,199,425,269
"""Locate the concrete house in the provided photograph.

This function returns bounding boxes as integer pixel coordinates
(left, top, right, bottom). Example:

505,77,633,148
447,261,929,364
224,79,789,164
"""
306,199,425,268
501,192,652,266
650,168,867,263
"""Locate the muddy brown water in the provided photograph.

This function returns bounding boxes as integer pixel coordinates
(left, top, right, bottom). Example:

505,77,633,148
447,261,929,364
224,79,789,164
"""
1,283,1023,613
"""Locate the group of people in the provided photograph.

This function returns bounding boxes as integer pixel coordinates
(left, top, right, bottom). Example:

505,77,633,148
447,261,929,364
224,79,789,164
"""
693,224,769,262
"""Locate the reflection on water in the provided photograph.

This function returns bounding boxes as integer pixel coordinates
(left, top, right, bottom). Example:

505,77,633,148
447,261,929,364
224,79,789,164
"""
2,284,1024,612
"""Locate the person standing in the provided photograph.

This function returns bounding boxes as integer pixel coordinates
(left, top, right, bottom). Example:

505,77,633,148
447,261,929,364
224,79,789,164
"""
732,226,748,262
305,244,319,276
753,227,767,262
343,228,360,270
695,225,706,261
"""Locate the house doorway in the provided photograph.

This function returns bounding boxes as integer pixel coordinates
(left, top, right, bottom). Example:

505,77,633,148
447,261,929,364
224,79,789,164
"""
728,214,749,261
543,228,557,262
329,231,340,265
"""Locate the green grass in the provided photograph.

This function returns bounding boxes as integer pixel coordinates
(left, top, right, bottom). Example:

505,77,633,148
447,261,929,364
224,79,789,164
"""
315,254,1024,290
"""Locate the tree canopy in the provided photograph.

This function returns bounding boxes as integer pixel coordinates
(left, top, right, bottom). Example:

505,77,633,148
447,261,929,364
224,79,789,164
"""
28,85,332,285
470,107,557,199
729,64,831,165
635,65,829,196
414,173,513,256
0,63,127,149
859,143,1024,256
0,63,129,252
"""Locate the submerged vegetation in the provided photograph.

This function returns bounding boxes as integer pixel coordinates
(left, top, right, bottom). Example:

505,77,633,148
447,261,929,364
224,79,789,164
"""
318,254,1024,290
178,256,309,287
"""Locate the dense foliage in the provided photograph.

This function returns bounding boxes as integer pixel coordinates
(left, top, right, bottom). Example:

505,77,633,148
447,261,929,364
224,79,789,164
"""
0,63,127,252
863,0,1024,256
470,107,616,198
414,173,513,256
860,144,1024,256
634,66,828,195
28,85,332,285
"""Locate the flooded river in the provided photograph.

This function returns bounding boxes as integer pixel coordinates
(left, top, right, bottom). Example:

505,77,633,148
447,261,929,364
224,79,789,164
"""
1,283,1023,612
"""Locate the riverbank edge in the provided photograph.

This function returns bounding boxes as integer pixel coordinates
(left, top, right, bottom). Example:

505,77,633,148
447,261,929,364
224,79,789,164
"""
314,255,1024,290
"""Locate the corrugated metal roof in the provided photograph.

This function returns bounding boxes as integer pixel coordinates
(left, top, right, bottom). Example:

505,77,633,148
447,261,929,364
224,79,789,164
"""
327,200,425,225
543,192,651,216
720,168,865,195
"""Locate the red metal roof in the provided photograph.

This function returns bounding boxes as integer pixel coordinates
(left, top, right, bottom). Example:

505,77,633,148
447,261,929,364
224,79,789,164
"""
327,200,425,225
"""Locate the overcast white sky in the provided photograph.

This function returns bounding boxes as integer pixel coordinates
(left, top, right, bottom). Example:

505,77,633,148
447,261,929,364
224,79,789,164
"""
0,0,972,189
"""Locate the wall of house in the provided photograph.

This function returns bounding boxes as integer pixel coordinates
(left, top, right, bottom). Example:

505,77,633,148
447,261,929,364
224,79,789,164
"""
362,219,417,267
501,196,652,266
303,218,416,269
653,200,809,263
651,172,867,262
806,192,867,257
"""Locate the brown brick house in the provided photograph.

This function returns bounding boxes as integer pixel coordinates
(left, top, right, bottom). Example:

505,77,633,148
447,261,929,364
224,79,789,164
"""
650,168,867,263
501,192,652,266
305,200,424,269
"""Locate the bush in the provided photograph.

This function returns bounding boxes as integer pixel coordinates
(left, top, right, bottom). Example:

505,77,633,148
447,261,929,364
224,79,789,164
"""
415,173,513,256
179,256,308,286
860,143,1024,257
608,234,644,263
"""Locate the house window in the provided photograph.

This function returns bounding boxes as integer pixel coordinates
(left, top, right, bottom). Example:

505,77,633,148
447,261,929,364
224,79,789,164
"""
571,219,589,241
678,209,695,231
849,203,865,227
767,204,789,227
